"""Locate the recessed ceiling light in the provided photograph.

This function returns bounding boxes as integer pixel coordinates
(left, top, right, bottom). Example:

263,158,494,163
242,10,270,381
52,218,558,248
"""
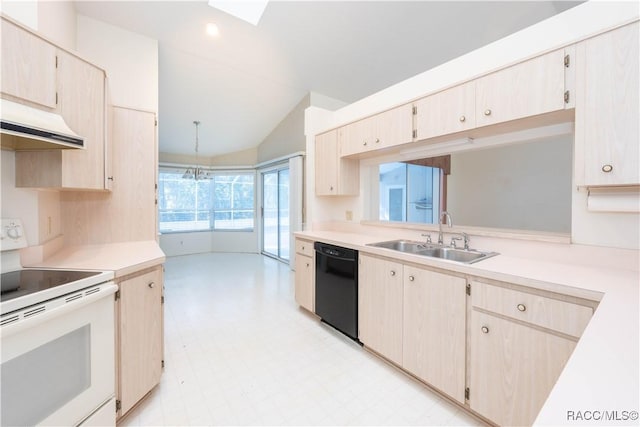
208,0,269,26
206,23,220,37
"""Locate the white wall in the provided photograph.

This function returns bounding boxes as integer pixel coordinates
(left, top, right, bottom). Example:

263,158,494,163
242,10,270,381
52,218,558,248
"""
447,136,572,233
159,231,258,257
305,2,640,250
257,94,310,164
38,1,76,50
76,15,158,113
0,1,37,30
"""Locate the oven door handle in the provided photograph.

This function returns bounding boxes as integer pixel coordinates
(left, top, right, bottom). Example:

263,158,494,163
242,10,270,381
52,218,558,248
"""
0,283,118,338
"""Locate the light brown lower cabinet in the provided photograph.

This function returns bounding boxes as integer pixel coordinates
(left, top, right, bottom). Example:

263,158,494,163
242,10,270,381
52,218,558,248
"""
402,266,466,403
116,265,164,418
358,254,403,365
468,280,594,426
469,310,576,426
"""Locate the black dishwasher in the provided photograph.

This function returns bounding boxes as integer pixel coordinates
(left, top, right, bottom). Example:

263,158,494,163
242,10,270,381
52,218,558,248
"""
314,242,359,342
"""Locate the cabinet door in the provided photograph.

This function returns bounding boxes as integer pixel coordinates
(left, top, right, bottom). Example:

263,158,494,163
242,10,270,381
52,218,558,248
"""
575,22,639,187
315,130,339,195
469,310,576,426
358,254,403,365
315,130,359,196
1,18,56,108
415,81,475,140
294,254,314,312
402,266,466,403
374,104,414,150
340,118,374,157
118,266,163,416
58,50,106,189
475,49,565,127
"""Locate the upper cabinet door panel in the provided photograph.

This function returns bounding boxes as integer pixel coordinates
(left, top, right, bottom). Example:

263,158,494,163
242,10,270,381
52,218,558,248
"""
415,81,476,140
58,50,106,190
576,22,639,187
340,104,413,157
475,49,566,127
1,19,57,108
375,103,414,150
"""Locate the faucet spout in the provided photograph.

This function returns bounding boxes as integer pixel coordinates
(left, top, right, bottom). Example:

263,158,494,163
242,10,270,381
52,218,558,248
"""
438,211,452,244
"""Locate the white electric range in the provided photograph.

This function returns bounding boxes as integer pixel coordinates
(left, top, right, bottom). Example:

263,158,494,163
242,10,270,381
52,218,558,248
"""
0,219,118,426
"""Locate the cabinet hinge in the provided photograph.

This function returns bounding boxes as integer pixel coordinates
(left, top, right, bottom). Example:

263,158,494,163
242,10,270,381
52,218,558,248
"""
55,55,58,68
115,399,121,412
564,54,570,68
162,359,165,368
55,92,58,105
155,118,158,126
155,198,158,205
412,106,417,115
412,129,417,139
161,295,165,304
465,387,470,401
466,283,471,296
115,290,120,301
564,90,570,104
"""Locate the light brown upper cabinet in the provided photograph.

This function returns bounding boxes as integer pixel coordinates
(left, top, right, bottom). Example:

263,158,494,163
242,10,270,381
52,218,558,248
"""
315,129,359,196
414,81,476,140
575,22,639,187
475,49,566,128
1,18,57,108
340,104,413,157
16,51,106,190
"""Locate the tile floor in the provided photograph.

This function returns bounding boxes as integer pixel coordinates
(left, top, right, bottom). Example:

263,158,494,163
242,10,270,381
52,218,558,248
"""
118,253,481,426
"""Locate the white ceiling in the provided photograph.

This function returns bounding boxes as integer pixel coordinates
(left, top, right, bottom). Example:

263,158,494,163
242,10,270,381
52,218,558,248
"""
74,1,581,158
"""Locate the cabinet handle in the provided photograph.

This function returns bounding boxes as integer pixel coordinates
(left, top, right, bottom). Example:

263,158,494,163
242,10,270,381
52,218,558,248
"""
330,186,334,191
363,140,367,146
390,270,396,276
375,138,380,144
484,109,492,116
601,164,613,173
517,303,526,312
459,115,466,122
481,326,489,334
408,275,415,282
148,282,155,288
306,263,310,268
107,176,114,181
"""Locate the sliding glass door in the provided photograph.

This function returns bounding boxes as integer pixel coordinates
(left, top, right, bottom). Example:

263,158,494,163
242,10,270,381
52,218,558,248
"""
262,167,290,261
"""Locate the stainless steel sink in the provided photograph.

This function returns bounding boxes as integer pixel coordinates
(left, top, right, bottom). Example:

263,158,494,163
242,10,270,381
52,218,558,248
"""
367,240,436,254
367,239,498,264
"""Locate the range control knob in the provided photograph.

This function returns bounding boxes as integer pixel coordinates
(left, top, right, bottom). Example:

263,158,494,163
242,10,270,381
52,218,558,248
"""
6,226,22,239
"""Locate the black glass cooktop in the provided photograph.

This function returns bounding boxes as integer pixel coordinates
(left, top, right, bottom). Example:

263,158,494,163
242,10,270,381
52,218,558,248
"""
0,270,100,302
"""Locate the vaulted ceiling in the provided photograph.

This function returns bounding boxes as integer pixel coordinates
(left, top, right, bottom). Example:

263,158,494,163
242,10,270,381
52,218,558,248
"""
74,1,581,158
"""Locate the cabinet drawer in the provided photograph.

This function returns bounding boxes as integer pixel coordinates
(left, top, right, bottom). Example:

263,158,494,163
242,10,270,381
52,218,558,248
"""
471,281,592,338
295,239,314,257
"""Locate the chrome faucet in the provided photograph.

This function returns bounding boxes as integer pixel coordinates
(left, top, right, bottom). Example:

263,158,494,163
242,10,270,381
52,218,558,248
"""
438,211,452,244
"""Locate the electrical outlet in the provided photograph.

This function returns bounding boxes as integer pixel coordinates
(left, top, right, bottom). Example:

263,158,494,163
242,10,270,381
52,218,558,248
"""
345,210,353,221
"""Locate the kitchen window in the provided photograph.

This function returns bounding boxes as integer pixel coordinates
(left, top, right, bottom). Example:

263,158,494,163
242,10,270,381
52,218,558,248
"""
158,170,255,232
378,157,447,224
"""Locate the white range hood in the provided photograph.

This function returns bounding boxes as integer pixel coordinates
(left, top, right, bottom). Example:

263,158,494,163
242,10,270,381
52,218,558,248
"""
0,99,84,150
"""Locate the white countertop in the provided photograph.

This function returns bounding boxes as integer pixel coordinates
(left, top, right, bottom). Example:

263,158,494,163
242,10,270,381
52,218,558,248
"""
295,229,640,426
24,240,166,278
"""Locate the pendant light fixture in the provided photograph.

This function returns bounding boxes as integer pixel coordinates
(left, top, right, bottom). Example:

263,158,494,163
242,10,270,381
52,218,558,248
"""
183,120,211,180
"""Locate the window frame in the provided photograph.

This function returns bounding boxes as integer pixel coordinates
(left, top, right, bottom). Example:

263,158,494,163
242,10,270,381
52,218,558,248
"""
158,167,256,234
